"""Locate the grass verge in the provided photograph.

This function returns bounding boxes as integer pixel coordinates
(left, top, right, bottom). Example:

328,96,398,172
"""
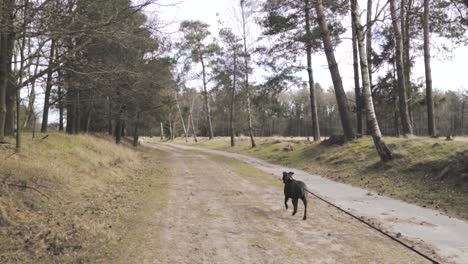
0,133,169,263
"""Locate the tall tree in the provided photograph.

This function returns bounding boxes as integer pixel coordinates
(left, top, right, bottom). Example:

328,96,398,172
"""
239,0,256,147
366,0,373,88
173,79,188,142
304,0,321,141
0,0,15,141
219,28,242,147
351,1,363,135
315,0,355,141
351,0,392,161
423,0,435,137
41,39,56,133
389,0,413,136
260,0,347,141
179,20,219,139
401,0,414,124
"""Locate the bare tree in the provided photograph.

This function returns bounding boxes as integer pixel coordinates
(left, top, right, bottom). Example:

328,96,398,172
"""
389,0,413,136
351,1,363,135
41,39,56,133
239,0,257,147
351,0,393,161
179,21,219,139
304,0,321,141
315,0,355,141
423,0,435,137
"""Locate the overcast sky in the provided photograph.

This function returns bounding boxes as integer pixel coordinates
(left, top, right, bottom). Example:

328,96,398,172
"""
153,0,467,93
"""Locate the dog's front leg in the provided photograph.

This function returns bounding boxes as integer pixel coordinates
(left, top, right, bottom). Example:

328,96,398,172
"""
284,196,289,209
292,198,298,216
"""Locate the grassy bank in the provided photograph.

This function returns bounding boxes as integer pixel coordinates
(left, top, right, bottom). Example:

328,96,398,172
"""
0,133,169,263
152,136,468,220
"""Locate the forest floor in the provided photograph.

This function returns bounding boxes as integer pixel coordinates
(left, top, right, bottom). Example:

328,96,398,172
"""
154,136,468,221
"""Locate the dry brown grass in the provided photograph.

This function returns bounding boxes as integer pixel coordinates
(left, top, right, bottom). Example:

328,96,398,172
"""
0,133,168,263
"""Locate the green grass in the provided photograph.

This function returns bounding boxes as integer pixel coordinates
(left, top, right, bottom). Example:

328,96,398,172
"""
147,136,468,220
209,154,283,189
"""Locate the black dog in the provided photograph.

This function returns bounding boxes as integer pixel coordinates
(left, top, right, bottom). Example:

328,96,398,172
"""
282,171,308,220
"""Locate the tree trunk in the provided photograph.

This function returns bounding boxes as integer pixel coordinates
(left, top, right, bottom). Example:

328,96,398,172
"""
16,0,29,151
0,0,14,141
315,0,355,141
74,89,80,133
188,93,198,142
115,114,122,144
389,0,413,136
174,90,188,142
84,108,91,133
5,71,15,136
14,73,20,149
107,96,113,135
24,55,39,129
461,98,466,135
58,85,64,131
351,3,363,135
240,0,256,148
199,55,214,139
4,27,14,136
190,113,198,142
230,51,237,147
0,26,6,142
41,39,56,133
66,86,75,134
402,0,414,125
305,0,321,141
168,113,173,140
351,0,392,161
366,0,373,89
133,112,140,147
160,122,164,140
423,0,435,137
394,98,400,137
55,45,64,132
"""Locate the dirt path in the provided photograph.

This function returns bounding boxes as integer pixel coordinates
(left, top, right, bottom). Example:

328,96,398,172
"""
119,143,430,263
158,142,468,264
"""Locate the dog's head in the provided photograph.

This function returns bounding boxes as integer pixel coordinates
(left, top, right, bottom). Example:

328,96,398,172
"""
282,171,294,184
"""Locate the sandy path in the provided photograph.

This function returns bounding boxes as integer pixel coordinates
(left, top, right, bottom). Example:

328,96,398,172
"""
121,143,429,263
151,142,468,264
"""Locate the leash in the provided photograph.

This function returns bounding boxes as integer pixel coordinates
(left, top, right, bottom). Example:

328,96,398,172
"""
299,181,439,263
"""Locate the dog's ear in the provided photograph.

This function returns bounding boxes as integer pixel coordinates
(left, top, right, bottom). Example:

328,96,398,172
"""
288,171,295,176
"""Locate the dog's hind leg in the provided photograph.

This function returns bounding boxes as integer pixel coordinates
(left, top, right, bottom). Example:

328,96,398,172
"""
301,197,307,220
284,196,289,209
292,198,298,216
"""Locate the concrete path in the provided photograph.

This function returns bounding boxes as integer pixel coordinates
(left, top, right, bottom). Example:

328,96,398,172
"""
153,142,468,264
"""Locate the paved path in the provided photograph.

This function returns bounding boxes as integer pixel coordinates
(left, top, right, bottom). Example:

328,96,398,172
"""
153,142,468,264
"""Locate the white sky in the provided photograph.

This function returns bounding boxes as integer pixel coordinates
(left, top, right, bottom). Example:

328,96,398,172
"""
152,0,467,93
